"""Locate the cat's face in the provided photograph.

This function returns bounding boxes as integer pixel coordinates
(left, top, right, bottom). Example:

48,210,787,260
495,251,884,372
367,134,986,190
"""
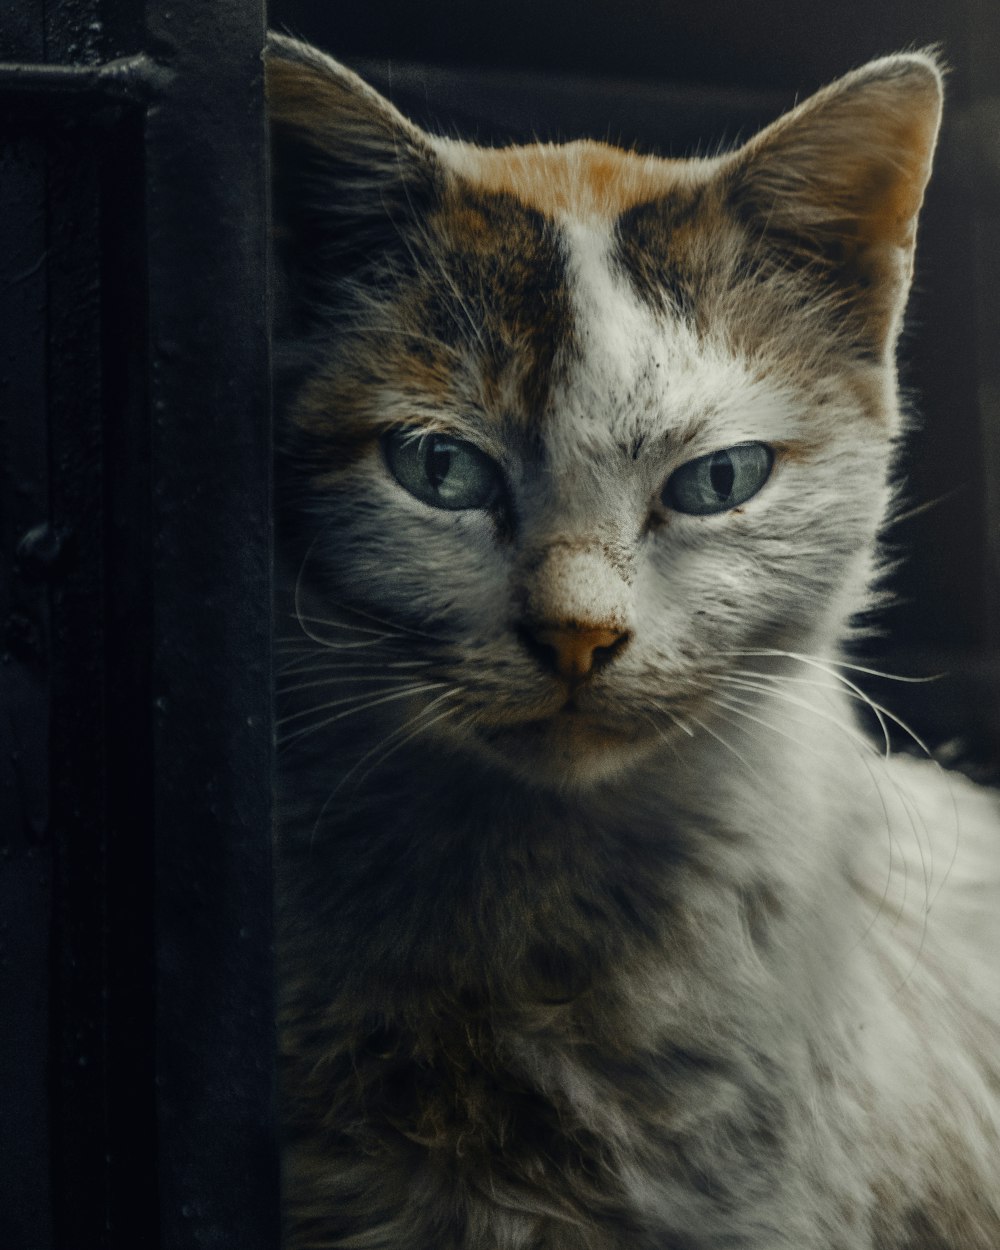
270,42,941,788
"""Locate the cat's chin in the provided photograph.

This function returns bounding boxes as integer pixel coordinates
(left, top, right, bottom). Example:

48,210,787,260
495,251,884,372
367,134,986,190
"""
465,709,661,790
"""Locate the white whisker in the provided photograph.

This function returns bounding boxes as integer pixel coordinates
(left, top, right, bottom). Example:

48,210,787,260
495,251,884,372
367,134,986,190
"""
278,673,439,697
308,691,461,846
714,680,873,756
284,612,398,638
721,647,943,686
346,699,462,797
725,651,961,909
640,712,683,762
277,634,391,652
277,655,433,677
715,668,940,962
278,682,447,747
705,692,829,760
686,707,761,778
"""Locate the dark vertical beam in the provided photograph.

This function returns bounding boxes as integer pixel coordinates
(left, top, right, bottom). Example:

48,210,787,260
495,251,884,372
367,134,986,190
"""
0,123,55,1250
3,0,277,1242
96,105,162,1246
0,0,55,1225
1,3,136,1246
38,4,164,1244
45,119,118,1248
141,1,277,1247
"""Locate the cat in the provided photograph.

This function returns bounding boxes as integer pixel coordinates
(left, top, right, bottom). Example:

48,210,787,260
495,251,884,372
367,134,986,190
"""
268,33,1000,1250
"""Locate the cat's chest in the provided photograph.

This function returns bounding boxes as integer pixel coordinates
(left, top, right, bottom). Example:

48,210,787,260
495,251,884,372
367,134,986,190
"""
292,999,836,1250
316,980,790,1202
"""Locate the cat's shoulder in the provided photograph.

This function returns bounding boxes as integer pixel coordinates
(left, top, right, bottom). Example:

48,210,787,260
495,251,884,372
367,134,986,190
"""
887,750,1000,840
884,752,1000,963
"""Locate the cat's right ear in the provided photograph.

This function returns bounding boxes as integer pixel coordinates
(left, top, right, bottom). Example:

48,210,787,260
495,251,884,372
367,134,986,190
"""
723,53,943,358
266,35,442,323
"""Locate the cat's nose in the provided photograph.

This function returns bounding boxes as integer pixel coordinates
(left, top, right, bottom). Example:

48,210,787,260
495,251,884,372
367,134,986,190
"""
518,622,631,681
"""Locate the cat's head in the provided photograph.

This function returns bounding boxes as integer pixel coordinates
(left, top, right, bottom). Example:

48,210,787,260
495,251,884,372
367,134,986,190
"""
268,37,942,788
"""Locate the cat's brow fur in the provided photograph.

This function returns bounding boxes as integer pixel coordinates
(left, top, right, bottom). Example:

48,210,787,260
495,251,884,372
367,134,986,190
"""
269,35,1000,1250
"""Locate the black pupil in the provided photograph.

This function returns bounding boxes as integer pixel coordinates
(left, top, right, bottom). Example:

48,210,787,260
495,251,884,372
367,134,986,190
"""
426,438,453,489
709,451,735,500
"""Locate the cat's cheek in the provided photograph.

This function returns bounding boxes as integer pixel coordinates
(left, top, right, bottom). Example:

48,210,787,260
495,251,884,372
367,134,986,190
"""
308,480,509,629
635,531,794,665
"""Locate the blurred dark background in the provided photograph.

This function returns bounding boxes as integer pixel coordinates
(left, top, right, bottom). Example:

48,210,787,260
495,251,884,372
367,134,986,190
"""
274,0,1000,773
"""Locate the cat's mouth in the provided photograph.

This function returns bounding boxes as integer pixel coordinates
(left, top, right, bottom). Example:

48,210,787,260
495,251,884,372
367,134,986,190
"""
508,703,628,737
464,694,661,785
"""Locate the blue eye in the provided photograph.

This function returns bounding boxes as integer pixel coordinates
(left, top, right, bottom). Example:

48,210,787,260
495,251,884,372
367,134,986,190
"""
663,442,774,516
383,428,502,511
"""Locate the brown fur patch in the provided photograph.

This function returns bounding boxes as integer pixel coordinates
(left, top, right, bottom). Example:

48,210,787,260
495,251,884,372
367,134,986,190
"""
425,185,575,419
447,139,699,221
771,439,824,465
612,189,710,320
287,182,576,480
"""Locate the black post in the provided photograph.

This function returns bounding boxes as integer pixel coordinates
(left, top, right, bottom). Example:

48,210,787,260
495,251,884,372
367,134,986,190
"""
143,1,277,1246
0,0,278,1246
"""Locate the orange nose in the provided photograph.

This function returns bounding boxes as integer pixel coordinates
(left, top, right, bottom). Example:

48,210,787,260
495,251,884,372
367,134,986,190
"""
521,624,630,681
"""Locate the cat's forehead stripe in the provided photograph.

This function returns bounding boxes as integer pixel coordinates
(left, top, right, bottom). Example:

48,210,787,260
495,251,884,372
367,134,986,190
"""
439,139,732,331
290,184,578,463
428,184,577,424
612,193,714,318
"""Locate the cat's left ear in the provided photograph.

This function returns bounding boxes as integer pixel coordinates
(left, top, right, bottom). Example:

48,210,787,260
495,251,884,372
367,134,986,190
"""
726,52,943,357
266,35,443,324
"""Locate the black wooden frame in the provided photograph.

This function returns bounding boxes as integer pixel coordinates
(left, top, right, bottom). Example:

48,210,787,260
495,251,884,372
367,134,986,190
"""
0,2,277,1247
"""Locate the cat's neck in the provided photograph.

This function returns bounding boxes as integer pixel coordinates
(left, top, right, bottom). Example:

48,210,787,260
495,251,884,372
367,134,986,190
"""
279,671,873,1024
